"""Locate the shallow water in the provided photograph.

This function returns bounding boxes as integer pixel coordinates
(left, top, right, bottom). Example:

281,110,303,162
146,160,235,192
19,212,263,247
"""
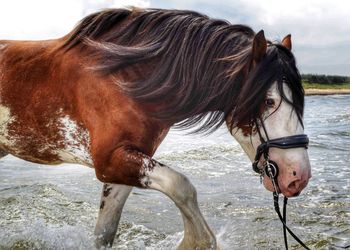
0,95,349,249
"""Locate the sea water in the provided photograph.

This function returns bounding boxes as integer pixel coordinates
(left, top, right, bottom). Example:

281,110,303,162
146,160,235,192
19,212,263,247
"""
0,95,349,249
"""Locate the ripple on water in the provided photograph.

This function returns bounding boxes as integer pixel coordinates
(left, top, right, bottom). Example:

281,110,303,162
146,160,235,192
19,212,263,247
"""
0,220,95,250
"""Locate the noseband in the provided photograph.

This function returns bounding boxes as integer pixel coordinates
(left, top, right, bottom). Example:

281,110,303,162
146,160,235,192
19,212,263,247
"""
252,118,309,180
253,118,310,250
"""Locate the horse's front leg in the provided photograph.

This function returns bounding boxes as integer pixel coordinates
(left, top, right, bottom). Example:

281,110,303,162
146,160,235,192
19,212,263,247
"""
94,183,132,248
143,162,217,250
95,147,217,250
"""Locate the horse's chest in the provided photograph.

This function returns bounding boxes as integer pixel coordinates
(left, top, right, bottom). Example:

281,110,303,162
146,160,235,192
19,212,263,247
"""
0,105,93,166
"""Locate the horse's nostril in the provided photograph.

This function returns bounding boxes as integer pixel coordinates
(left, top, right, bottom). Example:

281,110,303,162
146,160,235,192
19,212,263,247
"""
288,180,297,190
285,180,302,197
287,180,300,195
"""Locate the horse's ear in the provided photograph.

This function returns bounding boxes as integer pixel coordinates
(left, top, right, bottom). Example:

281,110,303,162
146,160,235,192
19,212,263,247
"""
252,30,267,62
282,34,292,51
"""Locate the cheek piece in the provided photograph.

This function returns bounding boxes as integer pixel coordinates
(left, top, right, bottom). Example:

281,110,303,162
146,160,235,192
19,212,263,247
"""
252,118,310,250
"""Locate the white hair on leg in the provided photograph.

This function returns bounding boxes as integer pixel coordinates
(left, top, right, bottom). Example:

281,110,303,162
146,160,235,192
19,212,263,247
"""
140,160,217,250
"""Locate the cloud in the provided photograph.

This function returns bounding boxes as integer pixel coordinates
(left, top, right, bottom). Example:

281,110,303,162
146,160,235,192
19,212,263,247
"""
0,0,150,40
243,0,350,46
83,0,150,15
0,0,83,40
233,0,350,75
150,0,350,46
149,0,350,75
110,0,150,8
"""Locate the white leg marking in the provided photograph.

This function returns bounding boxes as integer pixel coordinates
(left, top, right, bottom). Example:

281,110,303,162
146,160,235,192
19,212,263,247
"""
141,162,217,250
94,183,132,248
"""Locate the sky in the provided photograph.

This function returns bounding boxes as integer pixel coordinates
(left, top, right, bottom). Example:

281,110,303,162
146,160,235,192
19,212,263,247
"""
0,0,349,75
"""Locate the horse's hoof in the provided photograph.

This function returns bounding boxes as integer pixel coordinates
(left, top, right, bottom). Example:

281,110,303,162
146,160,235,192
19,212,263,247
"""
94,235,114,249
177,238,217,250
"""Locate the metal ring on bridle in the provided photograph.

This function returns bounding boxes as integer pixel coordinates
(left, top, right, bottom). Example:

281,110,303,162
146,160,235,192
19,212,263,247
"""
265,160,279,179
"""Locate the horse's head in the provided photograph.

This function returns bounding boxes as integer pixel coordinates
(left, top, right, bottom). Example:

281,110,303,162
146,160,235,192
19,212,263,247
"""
226,31,311,197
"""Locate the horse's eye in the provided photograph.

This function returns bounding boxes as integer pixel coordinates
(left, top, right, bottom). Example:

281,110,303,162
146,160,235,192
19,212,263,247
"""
265,98,275,108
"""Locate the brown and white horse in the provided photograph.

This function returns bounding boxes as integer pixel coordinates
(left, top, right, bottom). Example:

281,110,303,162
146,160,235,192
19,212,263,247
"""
0,8,311,249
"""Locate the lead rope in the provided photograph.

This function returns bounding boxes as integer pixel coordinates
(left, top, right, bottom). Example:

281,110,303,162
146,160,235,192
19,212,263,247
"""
257,119,311,250
267,168,311,250
283,196,288,249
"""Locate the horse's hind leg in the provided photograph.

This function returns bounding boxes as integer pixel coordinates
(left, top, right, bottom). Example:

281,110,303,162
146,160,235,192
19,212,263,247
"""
94,183,132,248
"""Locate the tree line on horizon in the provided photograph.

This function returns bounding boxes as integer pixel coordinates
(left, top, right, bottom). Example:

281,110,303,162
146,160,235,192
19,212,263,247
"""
301,74,350,84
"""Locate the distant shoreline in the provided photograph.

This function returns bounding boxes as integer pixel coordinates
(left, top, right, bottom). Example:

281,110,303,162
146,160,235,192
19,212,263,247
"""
305,89,350,96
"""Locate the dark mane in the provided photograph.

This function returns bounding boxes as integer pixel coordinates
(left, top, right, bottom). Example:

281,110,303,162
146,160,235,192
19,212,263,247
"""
63,8,304,133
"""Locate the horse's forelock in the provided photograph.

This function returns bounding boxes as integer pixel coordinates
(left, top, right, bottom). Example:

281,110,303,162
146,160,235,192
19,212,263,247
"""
229,44,304,131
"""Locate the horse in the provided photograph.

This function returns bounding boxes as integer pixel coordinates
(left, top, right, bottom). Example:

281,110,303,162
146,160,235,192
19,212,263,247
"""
0,8,311,249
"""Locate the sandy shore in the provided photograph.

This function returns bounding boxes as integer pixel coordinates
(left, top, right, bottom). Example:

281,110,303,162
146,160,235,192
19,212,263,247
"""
305,88,350,95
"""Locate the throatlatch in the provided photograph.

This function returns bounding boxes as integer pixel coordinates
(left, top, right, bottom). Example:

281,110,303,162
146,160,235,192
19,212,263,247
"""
253,118,310,250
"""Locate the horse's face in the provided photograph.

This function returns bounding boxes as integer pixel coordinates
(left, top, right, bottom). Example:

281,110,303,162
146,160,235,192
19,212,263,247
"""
227,81,311,197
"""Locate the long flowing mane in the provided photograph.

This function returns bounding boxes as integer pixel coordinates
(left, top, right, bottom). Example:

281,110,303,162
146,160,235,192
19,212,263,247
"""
62,8,304,133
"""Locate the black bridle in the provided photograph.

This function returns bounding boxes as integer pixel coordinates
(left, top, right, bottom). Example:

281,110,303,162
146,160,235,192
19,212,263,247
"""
253,118,310,250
